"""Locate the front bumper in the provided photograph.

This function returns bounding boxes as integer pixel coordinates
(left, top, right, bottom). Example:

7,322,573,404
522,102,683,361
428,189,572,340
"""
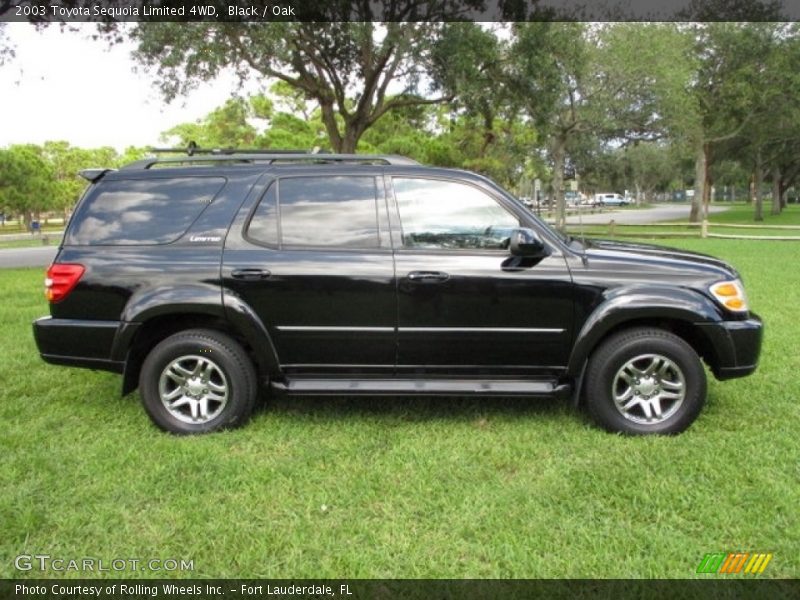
33,316,124,373
696,313,763,380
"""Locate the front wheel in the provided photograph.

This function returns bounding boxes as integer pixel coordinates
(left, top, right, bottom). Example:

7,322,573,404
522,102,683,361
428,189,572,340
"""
139,329,258,434
584,328,707,435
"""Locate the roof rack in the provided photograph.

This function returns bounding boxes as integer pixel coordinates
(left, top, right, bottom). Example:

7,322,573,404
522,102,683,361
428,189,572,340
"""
148,141,313,156
121,153,420,170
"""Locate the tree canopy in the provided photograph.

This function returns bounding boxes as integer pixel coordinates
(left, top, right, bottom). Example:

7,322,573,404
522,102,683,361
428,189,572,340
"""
4,21,800,224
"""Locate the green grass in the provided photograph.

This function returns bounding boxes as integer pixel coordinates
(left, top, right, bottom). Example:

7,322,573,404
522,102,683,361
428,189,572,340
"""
706,202,800,226
0,237,58,250
1,241,798,579
568,202,800,240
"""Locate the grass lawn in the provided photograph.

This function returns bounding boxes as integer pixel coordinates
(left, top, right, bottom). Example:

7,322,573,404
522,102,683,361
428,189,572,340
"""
1,239,798,579
567,202,800,240
0,238,59,250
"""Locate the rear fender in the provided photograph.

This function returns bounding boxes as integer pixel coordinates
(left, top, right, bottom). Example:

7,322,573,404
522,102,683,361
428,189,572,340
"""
113,284,280,385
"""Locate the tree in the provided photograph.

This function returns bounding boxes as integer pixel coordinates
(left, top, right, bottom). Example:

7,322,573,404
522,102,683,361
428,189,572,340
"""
512,23,690,228
0,23,13,65
126,21,492,153
42,141,91,219
679,23,780,222
0,145,57,228
161,97,258,148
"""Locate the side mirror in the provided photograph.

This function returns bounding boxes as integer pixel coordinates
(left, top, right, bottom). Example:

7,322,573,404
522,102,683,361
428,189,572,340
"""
509,228,546,257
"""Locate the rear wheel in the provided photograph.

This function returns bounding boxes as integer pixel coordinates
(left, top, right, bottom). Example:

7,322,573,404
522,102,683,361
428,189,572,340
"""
584,328,706,435
139,329,257,434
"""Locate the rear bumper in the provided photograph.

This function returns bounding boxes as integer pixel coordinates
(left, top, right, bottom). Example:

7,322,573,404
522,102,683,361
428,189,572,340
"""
697,313,763,381
33,316,124,373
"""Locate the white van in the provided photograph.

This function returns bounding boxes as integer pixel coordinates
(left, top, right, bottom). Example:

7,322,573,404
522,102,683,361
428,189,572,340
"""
595,193,629,206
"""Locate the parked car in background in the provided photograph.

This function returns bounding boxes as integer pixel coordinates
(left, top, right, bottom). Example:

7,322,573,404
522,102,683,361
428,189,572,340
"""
565,191,584,207
595,193,630,206
579,196,602,207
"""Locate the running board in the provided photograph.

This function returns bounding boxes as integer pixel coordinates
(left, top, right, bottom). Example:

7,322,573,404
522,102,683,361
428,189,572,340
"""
271,378,570,397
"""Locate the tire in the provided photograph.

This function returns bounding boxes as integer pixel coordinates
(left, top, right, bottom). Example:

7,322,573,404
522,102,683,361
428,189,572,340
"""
139,329,258,434
584,328,706,435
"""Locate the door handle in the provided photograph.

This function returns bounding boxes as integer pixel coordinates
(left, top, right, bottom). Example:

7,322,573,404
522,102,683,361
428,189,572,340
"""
407,271,449,283
231,268,271,280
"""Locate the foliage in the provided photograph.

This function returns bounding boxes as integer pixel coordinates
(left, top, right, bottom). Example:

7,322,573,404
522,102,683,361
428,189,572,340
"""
41,142,118,214
161,98,258,148
127,22,480,152
0,145,57,226
0,143,150,222
5,23,800,223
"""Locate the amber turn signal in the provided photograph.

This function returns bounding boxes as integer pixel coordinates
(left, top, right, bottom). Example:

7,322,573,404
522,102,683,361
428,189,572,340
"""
709,280,748,313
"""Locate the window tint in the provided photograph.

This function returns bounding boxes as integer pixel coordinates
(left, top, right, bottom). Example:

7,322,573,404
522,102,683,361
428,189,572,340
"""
246,183,278,246
393,178,519,250
277,176,380,248
67,177,224,245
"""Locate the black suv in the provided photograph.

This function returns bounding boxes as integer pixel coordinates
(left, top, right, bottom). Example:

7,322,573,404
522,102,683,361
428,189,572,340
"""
33,152,763,435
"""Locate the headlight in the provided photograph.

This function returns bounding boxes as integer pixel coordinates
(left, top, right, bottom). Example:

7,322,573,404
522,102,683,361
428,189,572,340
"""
709,279,749,313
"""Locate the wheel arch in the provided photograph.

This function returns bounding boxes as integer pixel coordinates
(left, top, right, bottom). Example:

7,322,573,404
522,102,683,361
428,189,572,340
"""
115,286,280,396
568,288,725,405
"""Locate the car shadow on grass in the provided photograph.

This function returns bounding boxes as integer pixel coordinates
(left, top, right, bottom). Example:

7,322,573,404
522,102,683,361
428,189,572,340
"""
256,393,576,424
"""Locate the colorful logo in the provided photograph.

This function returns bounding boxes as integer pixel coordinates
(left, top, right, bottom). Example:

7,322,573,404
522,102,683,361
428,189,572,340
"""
696,552,773,575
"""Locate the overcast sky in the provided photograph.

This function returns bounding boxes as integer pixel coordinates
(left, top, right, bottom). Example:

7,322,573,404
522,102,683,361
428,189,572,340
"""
0,23,243,151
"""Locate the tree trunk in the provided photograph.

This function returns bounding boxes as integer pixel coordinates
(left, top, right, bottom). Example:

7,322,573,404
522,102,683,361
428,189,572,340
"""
319,100,344,153
771,167,782,216
689,143,705,223
551,135,567,231
754,151,764,222
480,110,495,158
703,143,712,220
340,129,359,154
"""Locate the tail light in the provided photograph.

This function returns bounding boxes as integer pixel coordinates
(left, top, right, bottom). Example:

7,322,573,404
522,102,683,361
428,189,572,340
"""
45,263,85,303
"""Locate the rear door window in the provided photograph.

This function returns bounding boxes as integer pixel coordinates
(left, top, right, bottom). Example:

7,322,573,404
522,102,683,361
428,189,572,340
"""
67,177,225,245
246,176,381,249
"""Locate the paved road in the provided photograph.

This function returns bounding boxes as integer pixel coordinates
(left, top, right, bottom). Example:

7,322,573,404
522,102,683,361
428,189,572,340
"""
563,203,728,225
0,246,58,269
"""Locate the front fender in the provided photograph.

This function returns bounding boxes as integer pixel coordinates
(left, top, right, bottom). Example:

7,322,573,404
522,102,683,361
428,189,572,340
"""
566,285,724,378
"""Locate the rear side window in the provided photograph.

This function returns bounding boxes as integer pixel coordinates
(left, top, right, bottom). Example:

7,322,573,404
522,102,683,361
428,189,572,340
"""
247,176,381,249
67,177,225,245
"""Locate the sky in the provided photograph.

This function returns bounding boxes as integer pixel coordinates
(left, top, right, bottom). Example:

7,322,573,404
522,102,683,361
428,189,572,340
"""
0,23,244,151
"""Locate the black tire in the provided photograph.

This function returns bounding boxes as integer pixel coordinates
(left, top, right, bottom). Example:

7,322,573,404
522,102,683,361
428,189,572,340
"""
139,329,258,434
584,328,706,435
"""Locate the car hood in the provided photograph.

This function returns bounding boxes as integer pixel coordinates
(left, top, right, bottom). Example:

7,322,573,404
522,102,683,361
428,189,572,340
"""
580,238,738,281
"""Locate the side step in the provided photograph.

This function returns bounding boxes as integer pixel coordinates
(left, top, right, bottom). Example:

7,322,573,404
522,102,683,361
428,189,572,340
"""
271,378,571,397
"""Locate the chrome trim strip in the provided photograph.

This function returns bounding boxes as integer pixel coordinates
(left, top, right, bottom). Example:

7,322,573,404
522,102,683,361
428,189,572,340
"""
277,326,394,332
400,327,565,334
283,364,396,368
284,364,565,369
277,326,564,334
